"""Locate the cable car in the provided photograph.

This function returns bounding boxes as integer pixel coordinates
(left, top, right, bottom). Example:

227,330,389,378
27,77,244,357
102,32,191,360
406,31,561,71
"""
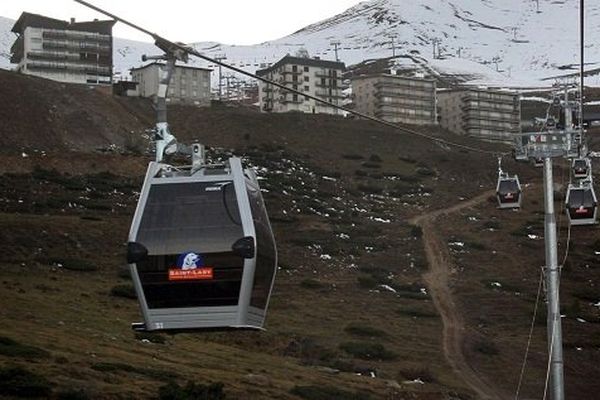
572,158,591,180
496,174,522,209
565,182,598,226
127,153,277,331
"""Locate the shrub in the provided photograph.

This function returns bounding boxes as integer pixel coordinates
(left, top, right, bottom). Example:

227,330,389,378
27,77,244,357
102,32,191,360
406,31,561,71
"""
158,381,226,400
473,339,499,356
410,225,423,238
110,284,137,300
361,162,381,169
398,156,417,164
339,342,397,361
483,220,501,230
415,167,436,177
357,274,377,289
342,154,364,160
57,389,90,400
51,258,97,272
300,279,323,289
0,366,52,398
399,367,436,383
135,332,167,344
0,336,50,359
396,308,437,318
290,385,370,400
368,154,382,162
344,323,387,338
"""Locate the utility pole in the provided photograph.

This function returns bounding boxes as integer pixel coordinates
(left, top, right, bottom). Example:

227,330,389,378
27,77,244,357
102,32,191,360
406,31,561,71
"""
543,157,565,400
388,33,398,57
330,41,341,62
579,0,585,144
214,53,227,100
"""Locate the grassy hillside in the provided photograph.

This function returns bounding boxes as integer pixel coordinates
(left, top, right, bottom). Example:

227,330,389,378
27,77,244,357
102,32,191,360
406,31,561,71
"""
0,71,598,399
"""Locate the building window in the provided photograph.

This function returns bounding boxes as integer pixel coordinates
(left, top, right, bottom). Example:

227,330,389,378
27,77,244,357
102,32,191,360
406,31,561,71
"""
292,65,298,72
293,84,298,90
321,78,326,86
293,94,298,102
304,66,309,72
304,85,309,91
192,70,197,77
293,75,298,82
304,76,309,82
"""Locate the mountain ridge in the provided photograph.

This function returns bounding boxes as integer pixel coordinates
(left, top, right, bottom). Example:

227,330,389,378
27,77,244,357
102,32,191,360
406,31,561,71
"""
1,0,600,87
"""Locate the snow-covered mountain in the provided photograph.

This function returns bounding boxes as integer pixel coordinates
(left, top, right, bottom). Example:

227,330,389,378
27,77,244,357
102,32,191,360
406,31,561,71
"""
2,0,600,87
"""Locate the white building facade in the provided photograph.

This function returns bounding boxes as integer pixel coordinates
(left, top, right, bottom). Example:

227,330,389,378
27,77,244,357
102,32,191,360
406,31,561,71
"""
130,62,212,106
10,12,115,85
256,56,345,115
437,88,521,141
352,74,437,125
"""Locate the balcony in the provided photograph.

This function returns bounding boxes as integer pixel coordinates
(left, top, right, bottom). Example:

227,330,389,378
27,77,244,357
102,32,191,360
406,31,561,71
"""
314,89,344,99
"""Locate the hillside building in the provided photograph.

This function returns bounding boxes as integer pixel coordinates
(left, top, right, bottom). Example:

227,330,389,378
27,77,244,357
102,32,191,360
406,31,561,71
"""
130,62,212,106
10,12,115,85
256,55,345,115
437,88,520,141
351,74,437,125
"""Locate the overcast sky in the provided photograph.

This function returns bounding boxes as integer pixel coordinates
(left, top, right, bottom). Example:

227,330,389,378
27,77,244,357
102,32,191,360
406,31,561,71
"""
1,0,360,44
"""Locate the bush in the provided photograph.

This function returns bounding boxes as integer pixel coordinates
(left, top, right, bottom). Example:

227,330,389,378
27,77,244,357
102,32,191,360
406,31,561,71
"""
357,274,377,289
135,332,167,344
110,284,137,300
0,336,50,359
344,323,387,338
410,225,423,239
415,167,436,177
398,156,417,164
473,339,499,356
368,154,382,162
290,385,370,400
57,389,90,400
342,154,364,160
300,279,323,289
158,381,225,400
0,366,52,398
50,258,97,272
361,162,381,169
339,342,397,361
399,367,436,383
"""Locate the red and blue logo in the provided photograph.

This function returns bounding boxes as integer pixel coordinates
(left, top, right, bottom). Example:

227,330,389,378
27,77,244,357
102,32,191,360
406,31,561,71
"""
169,252,213,281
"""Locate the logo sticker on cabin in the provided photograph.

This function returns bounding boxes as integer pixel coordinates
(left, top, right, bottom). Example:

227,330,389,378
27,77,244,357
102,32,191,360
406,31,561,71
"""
168,252,213,281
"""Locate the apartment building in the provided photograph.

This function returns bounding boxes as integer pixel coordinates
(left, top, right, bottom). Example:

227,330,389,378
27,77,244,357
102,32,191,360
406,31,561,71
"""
10,12,115,85
256,55,345,114
437,88,520,141
130,62,212,106
352,74,437,125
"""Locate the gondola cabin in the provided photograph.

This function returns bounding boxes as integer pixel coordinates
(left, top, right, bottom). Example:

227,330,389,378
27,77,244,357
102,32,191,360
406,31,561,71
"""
572,158,590,180
496,175,522,209
127,156,277,331
565,183,598,226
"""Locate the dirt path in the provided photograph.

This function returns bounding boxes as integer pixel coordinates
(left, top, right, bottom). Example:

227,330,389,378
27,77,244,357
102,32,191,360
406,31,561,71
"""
411,191,504,400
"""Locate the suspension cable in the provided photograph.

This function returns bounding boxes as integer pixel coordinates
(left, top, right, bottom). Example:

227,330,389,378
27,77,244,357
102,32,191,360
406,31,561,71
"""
514,267,545,400
74,0,510,157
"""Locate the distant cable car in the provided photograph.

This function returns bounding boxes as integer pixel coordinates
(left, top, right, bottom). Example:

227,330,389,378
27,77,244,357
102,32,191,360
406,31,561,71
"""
496,174,522,209
127,150,277,331
572,158,591,180
565,182,598,226
496,157,522,209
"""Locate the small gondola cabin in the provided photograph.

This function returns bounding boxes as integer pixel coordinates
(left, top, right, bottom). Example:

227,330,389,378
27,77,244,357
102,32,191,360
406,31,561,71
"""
565,183,598,226
496,175,522,209
127,157,277,331
572,158,590,180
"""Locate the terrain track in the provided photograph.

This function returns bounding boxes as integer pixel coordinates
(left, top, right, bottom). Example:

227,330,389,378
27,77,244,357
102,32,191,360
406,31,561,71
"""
411,190,505,400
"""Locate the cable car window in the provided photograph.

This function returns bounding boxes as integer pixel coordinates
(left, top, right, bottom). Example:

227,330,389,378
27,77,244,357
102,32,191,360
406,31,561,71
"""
246,182,276,309
137,182,243,254
569,189,594,208
135,182,245,309
498,180,518,194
